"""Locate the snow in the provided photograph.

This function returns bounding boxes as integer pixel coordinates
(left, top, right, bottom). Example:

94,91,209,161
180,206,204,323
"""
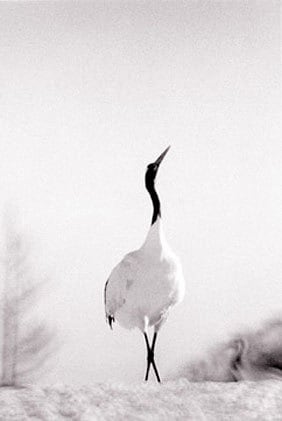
0,380,281,420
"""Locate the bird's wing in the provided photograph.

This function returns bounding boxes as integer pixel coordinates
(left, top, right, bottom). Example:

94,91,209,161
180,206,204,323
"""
104,254,135,329
104,278,115,328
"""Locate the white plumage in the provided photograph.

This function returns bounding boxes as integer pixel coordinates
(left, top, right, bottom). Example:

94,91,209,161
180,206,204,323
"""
104,147,185,382
105,218,185,332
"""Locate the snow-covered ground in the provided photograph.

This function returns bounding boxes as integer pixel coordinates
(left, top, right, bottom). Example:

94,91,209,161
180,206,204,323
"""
0,380,281,421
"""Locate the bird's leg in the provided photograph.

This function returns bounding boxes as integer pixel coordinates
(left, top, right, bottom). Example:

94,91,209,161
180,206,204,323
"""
144,332,152,381
143,332,161,383
150,332,161,383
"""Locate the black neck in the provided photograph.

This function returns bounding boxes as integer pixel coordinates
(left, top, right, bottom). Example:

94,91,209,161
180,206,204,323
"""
145,176,161,225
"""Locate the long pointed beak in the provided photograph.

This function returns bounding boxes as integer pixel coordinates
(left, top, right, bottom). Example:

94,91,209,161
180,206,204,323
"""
154,146,171,166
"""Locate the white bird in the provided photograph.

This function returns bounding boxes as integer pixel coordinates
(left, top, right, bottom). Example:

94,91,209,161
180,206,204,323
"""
104,146,185,382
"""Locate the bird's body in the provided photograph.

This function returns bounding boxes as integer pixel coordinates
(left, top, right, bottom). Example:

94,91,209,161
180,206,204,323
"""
105,218,185,332
104,146,185,382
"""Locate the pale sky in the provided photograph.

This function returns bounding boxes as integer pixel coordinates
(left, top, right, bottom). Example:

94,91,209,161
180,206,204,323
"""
0,1,281,384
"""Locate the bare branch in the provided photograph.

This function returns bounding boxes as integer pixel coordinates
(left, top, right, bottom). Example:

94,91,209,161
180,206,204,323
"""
0,210,58,386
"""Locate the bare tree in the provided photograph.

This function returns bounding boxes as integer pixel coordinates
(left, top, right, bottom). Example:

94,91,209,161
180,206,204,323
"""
0,211,57,386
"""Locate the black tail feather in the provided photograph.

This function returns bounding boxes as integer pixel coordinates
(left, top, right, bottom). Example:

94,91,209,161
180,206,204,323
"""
107,315,115,329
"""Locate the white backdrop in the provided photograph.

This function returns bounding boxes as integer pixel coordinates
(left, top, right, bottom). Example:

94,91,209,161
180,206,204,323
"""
0,1,281,384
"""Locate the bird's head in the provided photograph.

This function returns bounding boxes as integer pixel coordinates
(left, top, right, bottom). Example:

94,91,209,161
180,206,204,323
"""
145,146,170,188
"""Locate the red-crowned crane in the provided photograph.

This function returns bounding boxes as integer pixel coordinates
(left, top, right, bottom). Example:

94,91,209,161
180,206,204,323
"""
104,147,185,382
